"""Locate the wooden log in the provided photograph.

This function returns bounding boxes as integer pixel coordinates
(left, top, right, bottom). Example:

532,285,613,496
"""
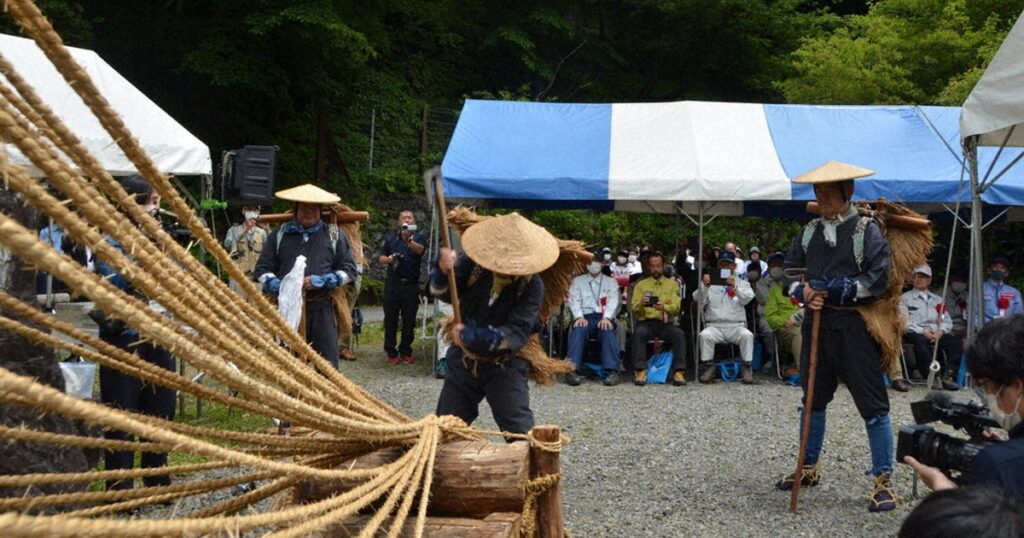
805,202,930,230
531,425,564,538
259,210,370,225
318,512,522,538
296,440,529,518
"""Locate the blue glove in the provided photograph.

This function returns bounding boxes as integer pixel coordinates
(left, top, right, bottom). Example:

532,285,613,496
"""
263,277,281,295
791,279,827,303
824,276,858,306
460,320,504,356
321,273,341,289
309,274,325,288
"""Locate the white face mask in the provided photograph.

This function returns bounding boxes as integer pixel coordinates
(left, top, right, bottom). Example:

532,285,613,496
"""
587,262,603,275
985,386,1023,431
617,256,627,264
603,253,612,261
244,211,259,221
951,282,967,294
628,255,637,263
769,267,784,280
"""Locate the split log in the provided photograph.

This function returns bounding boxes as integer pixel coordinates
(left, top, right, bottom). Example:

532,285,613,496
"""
296,440,529,518
318,512,522,538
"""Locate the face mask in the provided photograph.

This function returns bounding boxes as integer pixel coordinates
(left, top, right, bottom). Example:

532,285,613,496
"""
603,253,612,261
244,211,259,221
617,256,627,265
991,269,1007,282
951,282,967,293
985,386,1023,431
628,255,637,263
587,262,602,275
769,267,784,280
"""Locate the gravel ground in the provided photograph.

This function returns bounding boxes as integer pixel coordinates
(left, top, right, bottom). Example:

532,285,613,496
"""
132,322,939,536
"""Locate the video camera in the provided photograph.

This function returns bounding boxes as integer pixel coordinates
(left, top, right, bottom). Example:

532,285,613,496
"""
897,391,1001,475
401,223,417,232
158,209,193,244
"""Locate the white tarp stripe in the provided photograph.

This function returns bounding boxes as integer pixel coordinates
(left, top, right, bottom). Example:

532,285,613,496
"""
607,101,791,201
961,12,1024,147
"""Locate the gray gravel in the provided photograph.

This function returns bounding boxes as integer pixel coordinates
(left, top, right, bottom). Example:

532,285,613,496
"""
133,328,938,536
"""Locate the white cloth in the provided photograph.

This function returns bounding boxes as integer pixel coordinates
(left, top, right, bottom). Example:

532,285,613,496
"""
900,288,952,334
699,324,754,363
567,273,620,320
693,276,754,324
278,255,307,332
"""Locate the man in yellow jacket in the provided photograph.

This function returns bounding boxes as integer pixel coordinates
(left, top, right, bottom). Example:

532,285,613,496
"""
630,252,687,386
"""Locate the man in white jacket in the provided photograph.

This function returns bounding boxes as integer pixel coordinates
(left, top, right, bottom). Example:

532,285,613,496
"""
564,256,622,386
696,251,756,384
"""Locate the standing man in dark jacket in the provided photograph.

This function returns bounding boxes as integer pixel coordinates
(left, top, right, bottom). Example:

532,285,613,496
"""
379,210,427,364
774,161,898,513
430,213,557,435
254,184,356,369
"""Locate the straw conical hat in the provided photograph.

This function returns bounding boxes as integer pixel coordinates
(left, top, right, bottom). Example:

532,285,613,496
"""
275,184,340,204
461,213,559,276
792,161,875,184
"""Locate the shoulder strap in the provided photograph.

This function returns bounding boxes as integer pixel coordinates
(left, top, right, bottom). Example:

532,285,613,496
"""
852,216,872,272
275,226,338,255
800,218,821,253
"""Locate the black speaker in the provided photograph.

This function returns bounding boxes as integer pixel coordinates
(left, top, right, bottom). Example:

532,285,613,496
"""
223,145,277,205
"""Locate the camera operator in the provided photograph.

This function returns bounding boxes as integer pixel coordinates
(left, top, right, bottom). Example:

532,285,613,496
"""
379,210,426,364
904,315,1024,500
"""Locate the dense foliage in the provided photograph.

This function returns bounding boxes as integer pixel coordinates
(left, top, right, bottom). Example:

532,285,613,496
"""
4,0,1022,253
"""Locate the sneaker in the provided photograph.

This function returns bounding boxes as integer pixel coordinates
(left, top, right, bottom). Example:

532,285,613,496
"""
603,372,619,387
386,355,401,365
672,370,687,386
890,378,910,392
698,364,717,383
775,464,820,491
940,376,960,391
867,472,898,512
565,371,583,386
339,348,357,361
741,365,755,385
634,369,647,386
401,354,415,365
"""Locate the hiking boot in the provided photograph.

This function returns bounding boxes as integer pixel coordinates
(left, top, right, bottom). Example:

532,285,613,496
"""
698,364,717,383
672,370,687,386
868,472,898,512
940,376,960,391
603,372,619,387
339,348,357,361
890,378,910,392
386,355,401,365
634,369,647,386
401,354,415,365
741,365,755,384
565,371,583,386
775,464,820,491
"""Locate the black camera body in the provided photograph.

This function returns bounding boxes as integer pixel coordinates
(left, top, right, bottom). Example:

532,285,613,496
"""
391,252,405,261
647,295,660,306
897,392,1001,475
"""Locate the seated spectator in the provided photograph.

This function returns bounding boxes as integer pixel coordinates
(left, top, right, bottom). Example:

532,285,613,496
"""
741,246,767,280
697,251,756,384
630,252,687,387
983,256,1023,323
610,249,634,287
564,255,621,387
747,259,777,367
898,486,1024,538
901,265,961,391
761,252,802,371
598,246,614,275
904,315,1024,502
944,266,969,339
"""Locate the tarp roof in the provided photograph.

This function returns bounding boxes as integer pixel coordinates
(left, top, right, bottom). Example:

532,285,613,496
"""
442,99,1024,211
0,33,212,176
961,11,1024,148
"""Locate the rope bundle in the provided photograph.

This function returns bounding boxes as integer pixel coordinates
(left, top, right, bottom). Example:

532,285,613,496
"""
0,1,567,536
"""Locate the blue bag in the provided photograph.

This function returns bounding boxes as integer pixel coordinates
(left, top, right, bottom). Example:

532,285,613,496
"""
647,351,672,384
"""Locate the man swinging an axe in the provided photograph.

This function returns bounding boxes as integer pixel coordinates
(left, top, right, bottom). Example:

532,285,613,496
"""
775,161,898,513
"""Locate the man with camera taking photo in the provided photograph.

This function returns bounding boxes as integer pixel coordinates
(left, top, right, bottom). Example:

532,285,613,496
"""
379,210,426,365
904,315,1024,502
629,252,687,387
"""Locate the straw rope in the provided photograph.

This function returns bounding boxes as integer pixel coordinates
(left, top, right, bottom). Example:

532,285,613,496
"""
0,2,570,535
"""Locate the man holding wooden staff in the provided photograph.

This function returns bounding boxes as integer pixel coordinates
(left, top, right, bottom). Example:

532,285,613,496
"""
774,162,898,513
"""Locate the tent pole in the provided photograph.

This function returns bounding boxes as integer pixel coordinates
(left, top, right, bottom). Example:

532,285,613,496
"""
966,136,984,336
695,202,705,379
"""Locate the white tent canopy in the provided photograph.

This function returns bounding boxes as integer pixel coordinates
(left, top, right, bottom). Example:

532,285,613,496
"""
0,33,211,176
961,11,1024,147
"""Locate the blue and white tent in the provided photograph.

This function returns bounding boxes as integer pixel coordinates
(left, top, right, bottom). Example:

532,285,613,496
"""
441,99,1024,215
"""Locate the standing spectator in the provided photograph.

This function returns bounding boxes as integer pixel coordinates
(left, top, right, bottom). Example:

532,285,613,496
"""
983,256,1023,323
900,265,961,390
223,205,267,301
254,184,357,369
944,266,969,339
94,175,175,491
724,242,745,269
741,246,767,280
763,253,803,372
564,254,621,387
379,210,427,365
696,251,756,384
630,253,687,387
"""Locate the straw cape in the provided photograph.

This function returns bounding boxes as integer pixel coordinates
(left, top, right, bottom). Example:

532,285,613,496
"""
275,183,341,204
444,207,590,384
460,213,561,276
792,160,875,184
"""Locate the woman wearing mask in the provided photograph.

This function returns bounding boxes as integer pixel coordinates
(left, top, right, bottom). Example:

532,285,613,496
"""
904,315,1024,501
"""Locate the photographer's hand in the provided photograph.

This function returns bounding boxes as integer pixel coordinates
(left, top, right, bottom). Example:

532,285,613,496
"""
903,456,957,491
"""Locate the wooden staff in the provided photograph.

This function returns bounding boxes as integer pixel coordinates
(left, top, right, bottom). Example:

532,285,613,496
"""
790,307,821,513
433,177,461,325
